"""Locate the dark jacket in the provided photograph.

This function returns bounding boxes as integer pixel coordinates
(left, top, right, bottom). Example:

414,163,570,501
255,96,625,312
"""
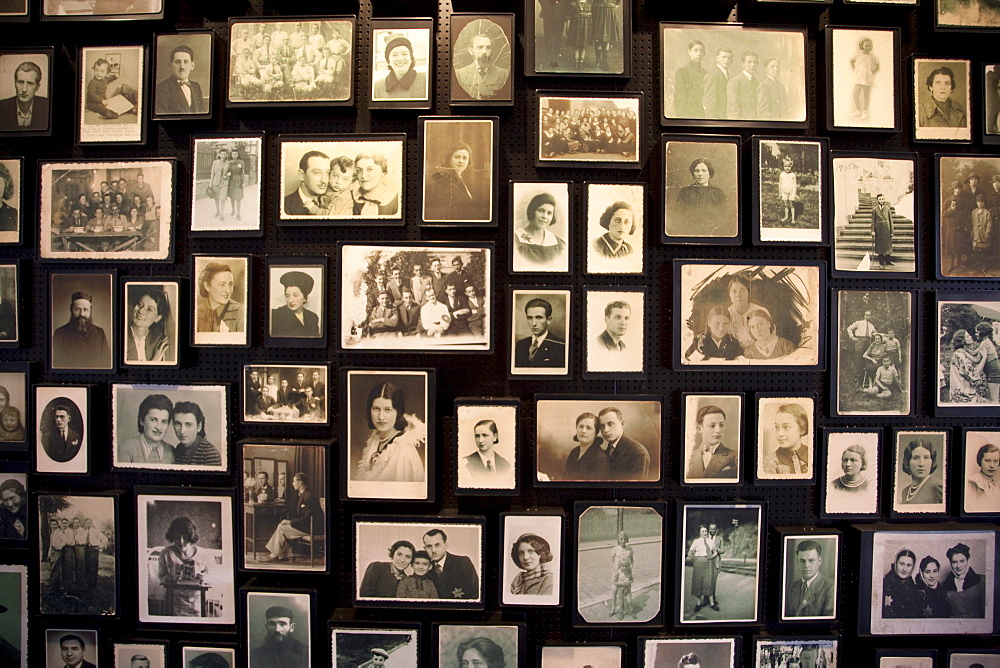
514,333,566,368
154,77,205,115
289,489,323,533
428,552,479,600
0,94,48,131
270,306,320,338
608,434,650,480
686,443,737,479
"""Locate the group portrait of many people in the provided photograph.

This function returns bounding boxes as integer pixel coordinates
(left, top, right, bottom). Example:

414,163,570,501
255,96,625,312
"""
941,170,1000,277
540,104,637,159
54,170,161,252
245,368,326,422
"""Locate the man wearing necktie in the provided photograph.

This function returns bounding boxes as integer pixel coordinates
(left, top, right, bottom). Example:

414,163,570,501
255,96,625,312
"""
283,150,330,216
155,44,205,115
784,539,834,619
599,406,650,481
597,300,631,352
513,297,565,369
686,404,737,480
42,404,82,464
462,419,512,484
455,33,509,100
423,528,479,600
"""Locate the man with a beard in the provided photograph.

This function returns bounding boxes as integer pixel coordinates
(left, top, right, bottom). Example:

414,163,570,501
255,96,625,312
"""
0,478,26,540
250,605,308,668
51,291,111,370
455,32,509,100
283,150,330,216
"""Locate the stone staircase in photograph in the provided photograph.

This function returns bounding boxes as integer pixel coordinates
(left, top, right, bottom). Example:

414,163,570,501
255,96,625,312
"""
836,191,916,271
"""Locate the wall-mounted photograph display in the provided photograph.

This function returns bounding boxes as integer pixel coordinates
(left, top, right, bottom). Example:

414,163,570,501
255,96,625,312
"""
913,57,971,142
584,287,644,377
437,623,523,667
0,0,26,20
936,154,1000,279
0,462,26,543
152,31,212,120
191,255,249,347
755,394,816,484
500,512,562,607
0,261,17,345
586,182,644,274
449,14,514,105
243,364,328,426
190,134,264,236
34,384,89,475
962,429,1000,516
875,650,936,667
0,364,28,452
0,158,21,245
754,637,838,666
779,531,840,622
540,643,624,667
121,279,180,367
936,292,1000,413
509,288,570,378
113,642,166,668
42,0,162,20
751,136,828,244
892,430,949,517
265,256,326,346
370,19,432,108
419,117,497,225
661,134,740,244
984,63,1000,144
455,398,519,494
329,623,420,668
509,180,571,273
826,27,900,132
243,589,313,667
538,92,641,168
821,429,881,519
640,637,738,668
681,393,743,485
77,45,146,145
44,630,98,668
523,0,631,77
936,0,1000,30
0,48,52,136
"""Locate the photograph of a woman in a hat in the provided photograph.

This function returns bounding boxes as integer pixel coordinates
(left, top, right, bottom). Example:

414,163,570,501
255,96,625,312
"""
270,269,321,338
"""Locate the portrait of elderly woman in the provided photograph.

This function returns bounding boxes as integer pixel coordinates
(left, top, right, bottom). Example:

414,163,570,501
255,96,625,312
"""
269,268,321,339
894,434,946,512
914,59,971,141
371,27,430,102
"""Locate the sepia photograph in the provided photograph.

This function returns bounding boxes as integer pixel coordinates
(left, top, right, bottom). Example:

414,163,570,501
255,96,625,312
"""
640,637,738,668
438,624,522,667
892,431,949,516
754,638,838,667
756,395,816,483
153,32,212,119
538,93,641,167
501,513,562,607
780,533,839,621
584,288,644,376
586,182,644,274
936,294,1000,412
243,364,328,425
181,646,235,668
937,155,1000,279
370,19,432,108
985,64,1000,143
420,117,496,225
122,280,179,367
0,565,25,668
330,625,419,668
936,0,1000,29
876,650,936,668
524,0,630,77
510,181,571,273
113,643,166,668
43,0,162,20
682,393,742,485
455,399,518,493
822,430,881,518
949,652,1000,668
192,255,249,346
35,385,88,474
662,134,740,243
245,590,312,668
77,45,145,144
827,27,899,132
0,464,26,543
962,430,1000,516
510,288,570,377
44,630,98,668
449,14,513,105
752,137,827,244
190,135,263,235
914,57,971,142
0,367,27,451
0,0,26,19
0,159,20,245
0,49,52,135
0,263,16,344
266,258,325,344
541,644,623,668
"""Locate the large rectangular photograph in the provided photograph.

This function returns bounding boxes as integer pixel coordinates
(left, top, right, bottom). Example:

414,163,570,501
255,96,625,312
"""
936,294,1000,413
524,0,630,76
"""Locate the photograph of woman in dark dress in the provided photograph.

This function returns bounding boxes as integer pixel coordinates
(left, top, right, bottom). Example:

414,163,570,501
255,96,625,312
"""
914,555,950,617
562,412,609,480
513,191,567,271
226,148,245,221
591,200,635,259
882,548,918,618
269,270,320,338
423,142,489,222
359,539,414,598
678,157,726,220
896,437,944,507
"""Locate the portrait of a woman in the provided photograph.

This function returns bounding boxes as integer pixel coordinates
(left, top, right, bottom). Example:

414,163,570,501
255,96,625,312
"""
509,533,554,596
882,548,918,618
562,412,610,481
226,148,245,221
125,285,172,363
918,66,966,128
914,555,949,617
897,438,944,506
157,516,210,617
196,262,244,334
424,142,487,222
761,402,811,476
942,542,985,618
270,270,320,338
677,157,726,226
948,329,986,404
0,161,18,233
832,443,869,492
354,382,425,483
208,147,230,220
456,637,505,668
743,308,795,360
725,276,764,350
687,524,721,614
513,192,567,270
974,321,1000,403
373,33,427,100
591,200,635,259
359,539,414,598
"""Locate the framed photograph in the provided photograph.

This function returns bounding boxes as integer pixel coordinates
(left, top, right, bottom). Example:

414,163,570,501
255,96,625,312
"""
640,637,738,667
510,180,571,273
354,515,485,608
831,152,918,276
42,0,162,20
44,630,98,668
936,0,1000,29
0,262,17,345
524,0,631,77
584,288,644,377
832,290,914,416
913,57,971,142
152,32,212,120
0,462,26,542
449,13,513,105
875,650,937,668
0,364,28,452
0,0,26,20
113,643,166,668
455,398,519,494
660,22,808,127
135,488,236,628
40,160,175,262
677,502,764,625
339,242,493,352
181,646,236,667
751,136,828,244
34,384,89,474
190,134,264,236
343,369,433,502
419,117,497,225
936,155,1000,279
822,429,881,518
574,502,664,625
243,364,329,426
860,525,998,635
266,256,326,346
122,279,180,367
77,45,145,144
662,134,740,244
962,429,1000,516
240,441,327,572
437,624,523,667
892,430,948,516
586,182,644,274
985,64,1000,143
509,288,570,377
675,260,824,367
0,158,21,245
191,255,249,347
538,92,641,168
329,623,420,667
779,531,840,621
244,590,313,667
501,512,562,607
227,17,355,107
936,293,1000,412
112,383,228,473
754,638,838,666
845,0,917,3
948,651,1000,667
755,394,816,483
826,27,901,132
370,19,432,108
0,49,52,135
535,395,663,485
681,393,743,485
278,134,405,223
0,565,25,668
540,644,624,667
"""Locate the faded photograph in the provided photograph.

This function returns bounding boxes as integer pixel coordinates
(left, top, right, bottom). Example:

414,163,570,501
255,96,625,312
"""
914,58,971,142
963,431,1000,515
421,118,494,224
511,181,570,273
192,255,248,346
664,138,739,240
456,403,517,491
938,156,1000,279
450,15,512,103
78,45,144,144
330,627,418,668
585,289,643,375
756,139,823,243
44,0,162,18
641,638,737,668
586,183,643,274
190,136,262,234
937,298,1000,407
830,28,896,130
755,639,837,667
0,371,26,447
529,0,627,75
682,394,741,484
540,95,639,164
824,431,880,517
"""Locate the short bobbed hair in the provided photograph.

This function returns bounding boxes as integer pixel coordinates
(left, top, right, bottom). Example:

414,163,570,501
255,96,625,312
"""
526,192,557,226
901,438,938,476
510,533,553,569
165,516,199,544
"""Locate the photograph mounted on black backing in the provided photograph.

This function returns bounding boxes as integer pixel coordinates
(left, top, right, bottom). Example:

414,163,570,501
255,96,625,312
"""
936,0,1000,30
449,14,513,105
243,364,328,426
660,23,808,127
586,182,644,274
152,32,212,120
510,181,571,273
892,430,949,516
662,134,740,244
77,45,145,145
826,27,900,132
35,385,88,475
122,279,180,368
584,288,644,377
936,293,1000,414
541,643,624,668
682,393,742,486
948,651,1000,668
675,261,824,367
779,532,840,622
0,158,21,245
0,49,52,136
876,650,936,668
192,255,249,347
244,590,312,667
113,642,166,668
509,288,570,378
190,134,264,236
822,429,881,518
0,0,26,20
752,136,828,244
0,262,17,346
44,629,98,668
754,638,838,666
937,155,1000,279
227,17,355,107
0,365,28,452
640,637,738,668
985,64,1000,144
419,117,497,225
266,257,326,346
182,646,235,667
501,512,562,607
755,394,816,484
437,623,523,667
42,0,162,20
455,399,519,494
913,57,971,142
329,623,419,668
962,430,1000,516
48,272,114,372
0,463,26,543
523,0,631,77
538,92,641,168
370,19,432,109
845,0,916,3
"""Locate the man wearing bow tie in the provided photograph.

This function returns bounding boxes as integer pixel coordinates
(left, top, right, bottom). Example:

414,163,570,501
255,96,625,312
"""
784,539,834,619
455,33,509,100
155,45,205,115
686,404,737,480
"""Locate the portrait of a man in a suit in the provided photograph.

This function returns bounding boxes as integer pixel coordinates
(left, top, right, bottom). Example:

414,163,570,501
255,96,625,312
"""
0,58,49,132
462,419,512,485
154,44,206,116
283,150,330,216
422,528,479,600
783,538,835,619
512,297,565,371
686,404,738,481
41,402,82,464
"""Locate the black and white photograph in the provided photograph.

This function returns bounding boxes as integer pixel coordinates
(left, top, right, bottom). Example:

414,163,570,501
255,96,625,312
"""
0,49,52,135
676,261,824,367
892,431,949,516
0,263,16,344
662,134,740,243
192,255,249,347
754,638,838,667
227,18,355,106
936,0,1000,29
541,644,623,668
40,160,174,261
827,27,899,131
136,489,236,626
876,651,935,668
985,64,1000,142
181,646,235,668
510,288,570,377
420,117,496,225
243,364,328,425
510,181,571,273
0,159,20,244
344,369,431,502
937,155,1000,279
35,385,88,474
0,565,24,667
43,0,162,19
122,280,179,367
834,290,913,416
330,625,419,668
153,32,211,120
660,23,808,126
936,294,1000,411
245,590,312,668
575,503,663,624
753,137,827,244
77,45,145,144
0,464,26,542
0,0,26,19
370,20,432,108
640,637,738,668
586,182,644,274
682,393,742,485
266,258,325,343
501,513,562,607
845,0,916,3
0,368,27,450
241,442,327,572
914,57,971,142
37,493,117,616
822,430,881,518
756,395,816,483
113,642,166,668
780,533,839,621
524,0,630,77
963,430,1000,515
449,14,513,105
190,135,263,235
44,630,98,668
455,400,518,492
538,93,641,167
437,624,521,668
354,517,484,608
112,383,227,472
949,653,1000,668
678,503,763,625
832,153,917,275
279,135,404,223
584,288,644,376
340,243,492,352
535,396,663,485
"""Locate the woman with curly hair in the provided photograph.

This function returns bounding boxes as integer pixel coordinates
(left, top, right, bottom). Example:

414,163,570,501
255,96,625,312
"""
355,382,425,483
509,533,554,595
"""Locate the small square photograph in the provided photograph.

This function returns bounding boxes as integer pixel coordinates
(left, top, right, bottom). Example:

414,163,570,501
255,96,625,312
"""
44,630,98,668
662,135,740,242
37,493,117,616
420,117,496,224
0,465,26,542
937,0,1000,29
501,513,562,606
267,259,325,341
781,534,839,621
123,280,179,366
753,137,826,244
914,58,971,142
682,394,742,484
584,288,643,376
0,159,20,244
828,27,898,131
113,643,166,668
455,400,518,492
640,637,738,667
0,368,27,449
190,135,264,235
0,263,16,343
755,638,837,666
243,364,328,425
937,155,1000,279
949,652,1000,668
0,50,52,134
510,181,571,273
449,14,513,104
540,644,623,668
35,385,88,474
153,32,212,118
538,93,640,166
192,255,249,346
345,369,430,501
438,624,520,667
0,565,25,668
877,652,935,668
370,20,432,107
893,431,948,515
525,0,630,76
78,45,145,144
510,288,569,377
823,430,881,517
963,430,1000,515
43,0,162,19
330,626,419,667
246,591,311,667
181,646,235,668
586,183,644,274
756,396,815,482
937,295,1000,411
